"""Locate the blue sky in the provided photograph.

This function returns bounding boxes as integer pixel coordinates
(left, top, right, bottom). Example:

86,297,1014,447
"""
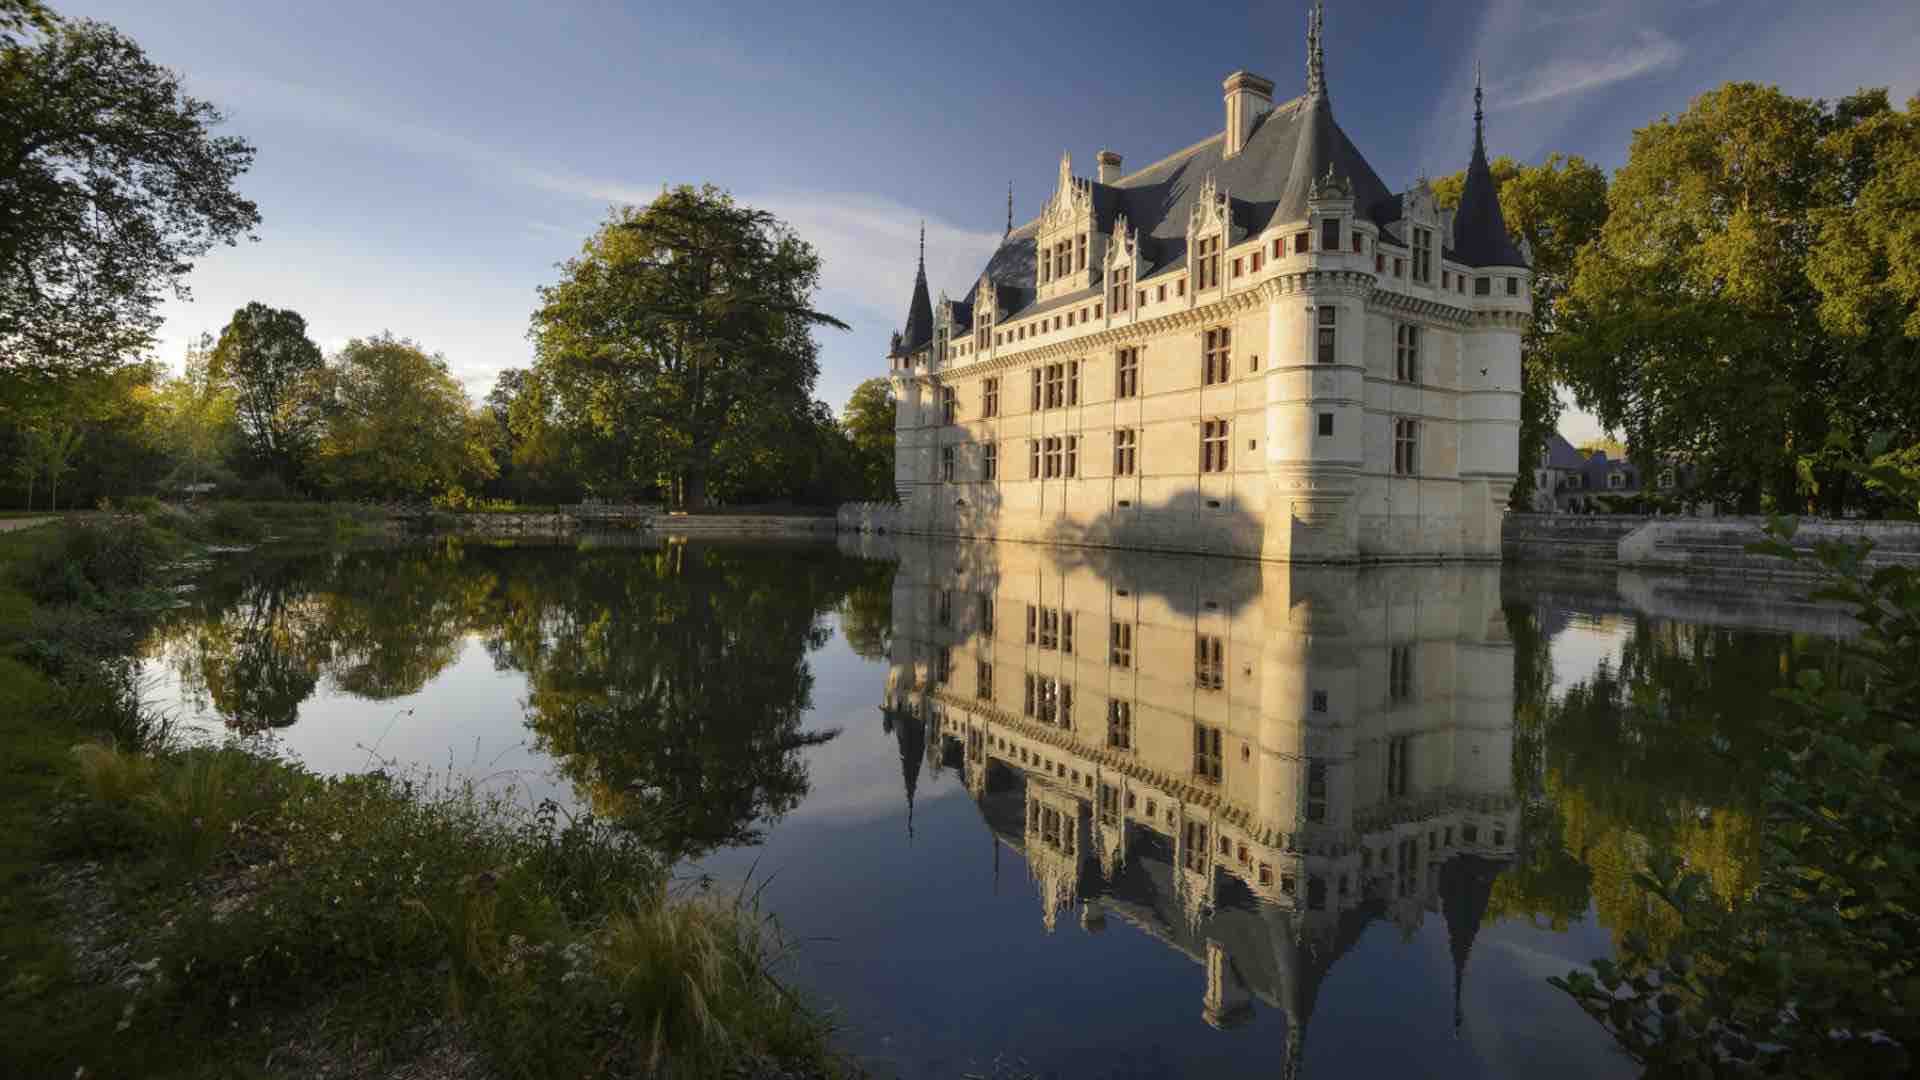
66,0,1920,444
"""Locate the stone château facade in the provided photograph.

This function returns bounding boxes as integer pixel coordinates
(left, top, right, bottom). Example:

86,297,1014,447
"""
886,2,1531,562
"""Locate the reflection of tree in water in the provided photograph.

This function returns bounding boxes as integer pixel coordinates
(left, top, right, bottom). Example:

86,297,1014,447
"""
497,543,885,860
1493,606,1844,951
152,539,894,861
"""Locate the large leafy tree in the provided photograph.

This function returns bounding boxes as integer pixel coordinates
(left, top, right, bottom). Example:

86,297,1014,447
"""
530,185,848,509
1,6,259,374
1435,153,1610,507
209,302,324,487
312,333,496,500
1553,85,1919,513
841,376,896,500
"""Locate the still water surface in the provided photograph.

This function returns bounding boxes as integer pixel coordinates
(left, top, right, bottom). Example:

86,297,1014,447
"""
138,535,1847,1079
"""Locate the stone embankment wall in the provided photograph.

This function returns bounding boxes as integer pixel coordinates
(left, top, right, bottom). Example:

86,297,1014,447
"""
403,506,659,535
1505,513,1920,577
652,514,837,537
836,502,900,534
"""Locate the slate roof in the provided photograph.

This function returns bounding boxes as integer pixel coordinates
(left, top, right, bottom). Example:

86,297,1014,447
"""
908,18,1526,337
1451,85,1528,269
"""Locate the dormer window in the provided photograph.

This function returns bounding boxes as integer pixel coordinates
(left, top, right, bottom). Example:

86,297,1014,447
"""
1295,231,1310,254
1110,265,1131,312
1196,236,1221,289
1412,227,1433,283
1321,217,1341,252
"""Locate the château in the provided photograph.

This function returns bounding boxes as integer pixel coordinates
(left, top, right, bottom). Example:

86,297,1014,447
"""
886,2,1531,562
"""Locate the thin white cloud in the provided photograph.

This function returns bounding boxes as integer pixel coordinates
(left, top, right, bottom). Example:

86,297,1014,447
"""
1493,30,1684,110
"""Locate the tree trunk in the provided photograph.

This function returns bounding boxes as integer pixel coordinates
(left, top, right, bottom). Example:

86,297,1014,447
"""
683,462,708,512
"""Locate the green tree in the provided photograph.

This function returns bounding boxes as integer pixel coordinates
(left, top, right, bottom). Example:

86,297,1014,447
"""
529,186,849,509
150,333,240,491
210,302,324,488
1,10,259,374
1436,153,1610,507
1553,85,1919,514
312,334,496,500
841,377,896,500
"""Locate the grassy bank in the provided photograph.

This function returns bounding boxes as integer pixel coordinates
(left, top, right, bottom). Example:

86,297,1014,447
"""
0,508,849,1079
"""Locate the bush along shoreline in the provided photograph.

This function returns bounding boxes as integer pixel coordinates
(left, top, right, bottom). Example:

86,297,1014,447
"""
0,504,853,1079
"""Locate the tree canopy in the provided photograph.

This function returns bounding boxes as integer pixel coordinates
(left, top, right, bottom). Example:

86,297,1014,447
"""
1,9,258,375
528,185,848,509
311,334,496,500
209,302,325,488
1553,85,1920,513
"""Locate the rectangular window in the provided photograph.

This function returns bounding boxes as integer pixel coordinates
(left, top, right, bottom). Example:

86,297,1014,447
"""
1387,734,1410,798
1393,417,1420,476
1251,250,1263,272
1157,284,1166,302
1352,232,1363,253
1195,634,1225,690
1193,724,1223,782
1273,237,1283,259
978,592,994,635
1040,246,1052,283
976,660,993,701
1077,232,1087,271
1115,347,1139,398
1232,257,1243,279
1389,643,1414,702
1043,363,1064,408
1295,231,1311,254
1202,326,1231,385
983,441,997,481
940,385,956,424
1196,236,1220,290
1475,276,1491,296
1107,701,1133,751
1321,216,1341,252
1095,301,1102,318
1394,257,1405,278
1113,428,1136,476
1316,306,1337,364
1441,270,1451,290
1201,418,1230,473
1030,368,1041,410
1506,276,1520,296
1028,439,1040,479
982,376,999,417
1306,759,1327,823
1069,360,1080,405
1374,252,1384,273
932,647,951,687
1109,620,1133,668
1177,278,1186,297
1043,436,1062,478
1065,434,1079,478
1395,323,1421,383
1318,411,1334,437
1110,265,1131,312
1026,604,1037,645
937,588,952,627
941,445,955,482
1412,226,1433,283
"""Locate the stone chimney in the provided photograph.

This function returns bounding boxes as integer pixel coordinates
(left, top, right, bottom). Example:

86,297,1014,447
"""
1096,149,1123,184
1222,70,1274,159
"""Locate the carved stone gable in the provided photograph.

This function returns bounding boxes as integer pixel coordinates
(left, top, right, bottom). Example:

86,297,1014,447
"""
1188,172,1231,240
1042,150,1094,231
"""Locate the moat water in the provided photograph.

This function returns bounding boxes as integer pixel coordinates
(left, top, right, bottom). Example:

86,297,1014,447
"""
137,536,1850,1079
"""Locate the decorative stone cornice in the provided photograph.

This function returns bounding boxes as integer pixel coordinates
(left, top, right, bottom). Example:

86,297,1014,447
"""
1367,287,1474,326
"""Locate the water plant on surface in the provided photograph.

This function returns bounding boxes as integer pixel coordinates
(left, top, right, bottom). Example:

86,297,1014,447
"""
1552,447,1920,1077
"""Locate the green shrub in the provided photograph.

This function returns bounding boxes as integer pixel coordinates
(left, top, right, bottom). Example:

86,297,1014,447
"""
204,503,266,543
13,517,179,605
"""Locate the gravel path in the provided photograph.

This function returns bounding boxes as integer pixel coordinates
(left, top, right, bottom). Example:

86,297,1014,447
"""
0,516,56,532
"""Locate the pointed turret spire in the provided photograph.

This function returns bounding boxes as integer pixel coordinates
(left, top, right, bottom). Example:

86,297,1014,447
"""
1451,67,1529,269
900,221,933,353
1305,0,1326,100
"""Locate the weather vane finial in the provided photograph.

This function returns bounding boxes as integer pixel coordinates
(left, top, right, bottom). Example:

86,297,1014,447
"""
1306,0,1326,97
1474,62,1485,145
1005,181,1013,236
918,220,925,268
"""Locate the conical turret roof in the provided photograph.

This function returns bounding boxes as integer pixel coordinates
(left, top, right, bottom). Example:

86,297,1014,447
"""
1452,74,1528,269
901,223,934,353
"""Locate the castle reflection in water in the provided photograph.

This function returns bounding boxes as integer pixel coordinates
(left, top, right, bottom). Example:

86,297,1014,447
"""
871,539,1518,1072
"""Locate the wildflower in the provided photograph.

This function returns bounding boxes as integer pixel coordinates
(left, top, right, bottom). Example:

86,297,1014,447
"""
329,831,343,843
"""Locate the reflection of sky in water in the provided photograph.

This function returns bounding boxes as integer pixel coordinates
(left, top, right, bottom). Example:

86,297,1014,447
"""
139,544,1837,1080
